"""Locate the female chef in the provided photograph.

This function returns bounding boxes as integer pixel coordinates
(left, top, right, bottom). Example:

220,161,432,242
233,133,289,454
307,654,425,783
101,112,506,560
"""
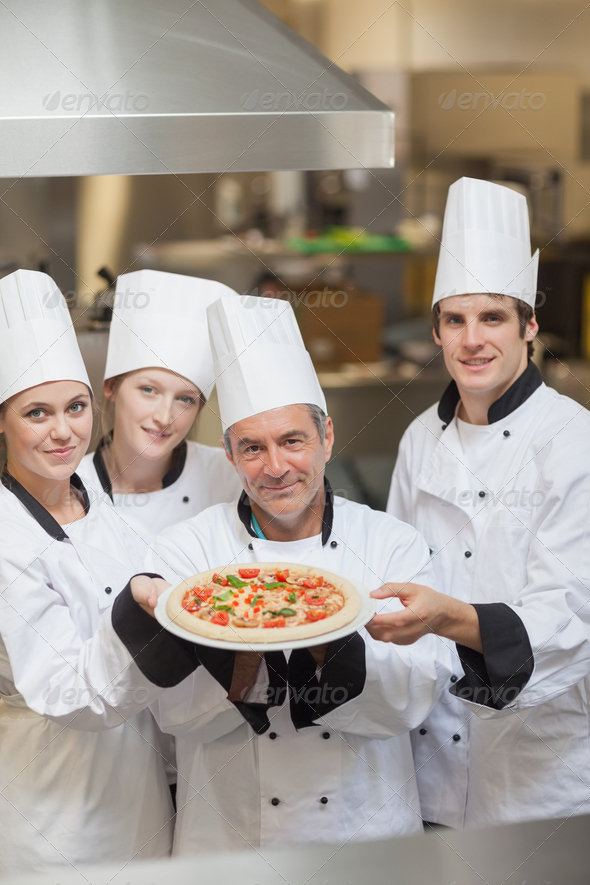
78,269,242,559
0,270,174,874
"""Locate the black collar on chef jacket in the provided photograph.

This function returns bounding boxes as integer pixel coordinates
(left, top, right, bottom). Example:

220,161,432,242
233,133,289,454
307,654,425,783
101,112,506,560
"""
1,471,90,541
237,476,335,546
437,359,543,426
92,434,188,501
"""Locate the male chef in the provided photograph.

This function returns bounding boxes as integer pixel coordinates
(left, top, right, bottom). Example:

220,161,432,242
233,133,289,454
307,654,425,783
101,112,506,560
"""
372,177,590,829
113,295,452,854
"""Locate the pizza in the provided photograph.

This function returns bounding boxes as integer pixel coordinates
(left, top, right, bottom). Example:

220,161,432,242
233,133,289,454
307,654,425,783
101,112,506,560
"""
165,562,362,644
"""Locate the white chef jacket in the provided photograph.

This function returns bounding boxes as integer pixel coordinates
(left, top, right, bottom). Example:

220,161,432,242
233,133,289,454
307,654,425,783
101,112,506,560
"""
387,366,590,828
79,439,243,556
0,473,174,875
137,493,452,854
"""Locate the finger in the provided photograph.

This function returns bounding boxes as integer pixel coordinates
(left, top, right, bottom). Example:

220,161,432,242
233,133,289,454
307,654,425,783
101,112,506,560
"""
374,606,424,627
153,578,172,594
369,613,405,629
368,624,423,646
130,577,150,606
370,587,392,599
138,602,156,619
370,583,404,599
367,624,406,643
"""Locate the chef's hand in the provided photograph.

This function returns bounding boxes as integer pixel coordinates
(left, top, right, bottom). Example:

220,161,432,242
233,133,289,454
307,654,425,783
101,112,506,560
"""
367,582,483,653
308,643,329,668
229,652,264,702
130,575,171,618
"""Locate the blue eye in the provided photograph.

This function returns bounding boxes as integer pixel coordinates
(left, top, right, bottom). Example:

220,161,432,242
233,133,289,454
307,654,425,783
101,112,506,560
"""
141,386,155,395
69,402,85,413
28,409,44,419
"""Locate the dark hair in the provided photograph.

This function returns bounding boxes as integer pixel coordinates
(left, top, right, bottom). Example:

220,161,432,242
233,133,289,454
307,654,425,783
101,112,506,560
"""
254,271,282,289
432,295,535,360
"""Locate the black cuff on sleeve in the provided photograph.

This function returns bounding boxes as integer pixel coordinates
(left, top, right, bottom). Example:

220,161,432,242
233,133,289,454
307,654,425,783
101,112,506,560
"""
195,649,288,735
288,647,320,729
193,646,236,692
288,632,366,729
111,575,199,688
451,602,534,710
232,702,272,735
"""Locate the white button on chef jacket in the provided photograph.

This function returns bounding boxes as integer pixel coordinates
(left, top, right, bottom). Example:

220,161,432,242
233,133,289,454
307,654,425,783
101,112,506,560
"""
388,381,590,829
0,475,174,875
146,495,452,854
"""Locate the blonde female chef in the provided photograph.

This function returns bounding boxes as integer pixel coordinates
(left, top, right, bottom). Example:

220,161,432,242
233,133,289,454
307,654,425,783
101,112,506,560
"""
78,270,242,559
0,270,174,875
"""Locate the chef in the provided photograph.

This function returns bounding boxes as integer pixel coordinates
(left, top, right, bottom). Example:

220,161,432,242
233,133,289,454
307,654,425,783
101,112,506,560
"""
113,294,452,854
0,270,181,873
374,177,590,829
78,269,242,558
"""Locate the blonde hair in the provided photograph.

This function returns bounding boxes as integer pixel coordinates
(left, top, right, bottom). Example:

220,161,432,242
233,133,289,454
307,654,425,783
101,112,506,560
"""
100,373,127,438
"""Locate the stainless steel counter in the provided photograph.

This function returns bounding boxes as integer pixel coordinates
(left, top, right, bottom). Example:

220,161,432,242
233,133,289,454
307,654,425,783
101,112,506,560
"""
3,812,589,884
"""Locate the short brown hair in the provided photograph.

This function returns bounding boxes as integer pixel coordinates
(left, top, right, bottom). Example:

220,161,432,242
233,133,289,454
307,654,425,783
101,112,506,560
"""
432,295,535,360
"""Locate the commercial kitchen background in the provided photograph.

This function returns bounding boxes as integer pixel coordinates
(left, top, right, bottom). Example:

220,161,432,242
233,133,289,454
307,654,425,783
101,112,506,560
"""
2,0,589,511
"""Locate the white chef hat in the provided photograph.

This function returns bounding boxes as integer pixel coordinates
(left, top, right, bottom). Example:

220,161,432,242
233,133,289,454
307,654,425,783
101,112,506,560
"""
207,295,327,431
0,269,90,402
432,177,539,309
104,270,239,397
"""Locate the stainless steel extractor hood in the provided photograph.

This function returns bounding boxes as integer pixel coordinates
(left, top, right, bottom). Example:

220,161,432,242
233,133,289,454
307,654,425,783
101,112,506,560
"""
0,0,394,177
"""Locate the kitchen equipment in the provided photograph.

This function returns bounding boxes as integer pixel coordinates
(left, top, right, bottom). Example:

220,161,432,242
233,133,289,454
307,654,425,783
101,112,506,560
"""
0,0,394,177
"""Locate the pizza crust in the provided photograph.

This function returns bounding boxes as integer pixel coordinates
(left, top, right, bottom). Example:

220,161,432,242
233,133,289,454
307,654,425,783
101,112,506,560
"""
165,562,362,644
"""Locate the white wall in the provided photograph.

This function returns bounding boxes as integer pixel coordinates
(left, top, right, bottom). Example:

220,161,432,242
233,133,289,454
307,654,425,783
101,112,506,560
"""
320,0,590,237
409,0,590,238
322,0,590,84
411,1,590,85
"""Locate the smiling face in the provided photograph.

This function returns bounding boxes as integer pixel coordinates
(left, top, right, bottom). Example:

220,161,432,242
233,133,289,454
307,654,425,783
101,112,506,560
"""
104,367,202,462
227,404,334,525
433,294,538,401
0,381,93,483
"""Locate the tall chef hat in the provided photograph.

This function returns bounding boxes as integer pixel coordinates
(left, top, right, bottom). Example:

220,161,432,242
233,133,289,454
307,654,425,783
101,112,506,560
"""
104,270,239,398
0,269,90,402
207,295,327,431
432,177,539,309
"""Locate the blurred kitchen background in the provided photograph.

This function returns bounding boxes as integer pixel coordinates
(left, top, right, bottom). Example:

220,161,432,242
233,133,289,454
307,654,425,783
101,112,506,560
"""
3,0,590,510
